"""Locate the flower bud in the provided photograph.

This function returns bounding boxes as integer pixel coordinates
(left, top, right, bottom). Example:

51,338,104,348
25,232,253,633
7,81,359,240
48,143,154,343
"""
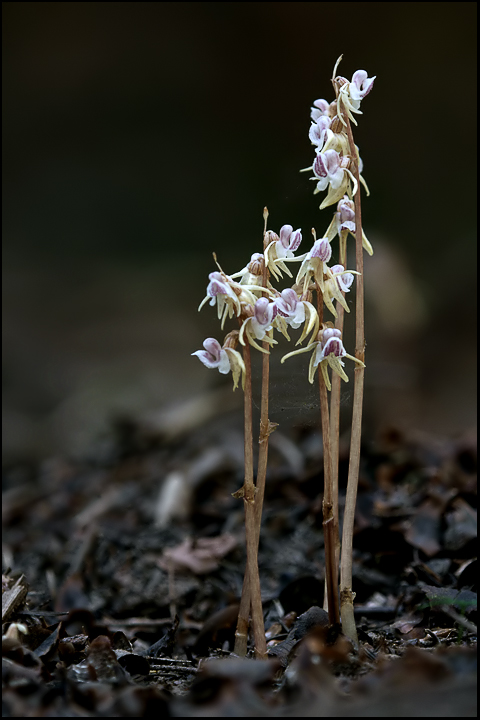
264,230,280,249
330,115,345,133
247,252,265,276
241,303,255,319
337,197,355,223
223,330,240,350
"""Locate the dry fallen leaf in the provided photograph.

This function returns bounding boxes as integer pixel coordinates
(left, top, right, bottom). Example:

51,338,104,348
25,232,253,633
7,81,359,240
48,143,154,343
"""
160,534,237,574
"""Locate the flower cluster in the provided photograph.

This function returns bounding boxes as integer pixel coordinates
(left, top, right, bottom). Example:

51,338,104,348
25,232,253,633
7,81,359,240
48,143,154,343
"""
192,219,360,389
192,58,373,391
303,60,375,254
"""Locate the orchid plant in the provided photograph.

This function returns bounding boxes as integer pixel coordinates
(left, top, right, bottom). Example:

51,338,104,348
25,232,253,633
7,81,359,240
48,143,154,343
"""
192,56,374,651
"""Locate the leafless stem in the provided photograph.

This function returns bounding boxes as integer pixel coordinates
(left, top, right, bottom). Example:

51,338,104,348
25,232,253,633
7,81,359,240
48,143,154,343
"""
328,296,345,601
234,210,271,658
238,340,267,658
339,109,365,645
316,288,340,625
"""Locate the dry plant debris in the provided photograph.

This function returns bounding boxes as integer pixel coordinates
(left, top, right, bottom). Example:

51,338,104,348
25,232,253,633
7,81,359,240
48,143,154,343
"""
2,410,477,716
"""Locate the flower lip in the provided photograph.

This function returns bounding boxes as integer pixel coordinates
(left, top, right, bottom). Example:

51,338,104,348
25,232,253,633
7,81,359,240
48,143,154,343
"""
279,225,294,248
319,336,347,362
207,271,232,297
310,238,332,262
203,337,223,359
311,98,330,122
313,98,330,113
350,70,376,101
254,297,277,325
192,338,231,374
309,116,332,148
275,288,298,317
331,264,355,292
274,226,303,258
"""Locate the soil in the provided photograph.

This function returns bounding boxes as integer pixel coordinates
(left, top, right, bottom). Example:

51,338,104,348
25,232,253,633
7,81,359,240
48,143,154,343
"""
2,400,477,717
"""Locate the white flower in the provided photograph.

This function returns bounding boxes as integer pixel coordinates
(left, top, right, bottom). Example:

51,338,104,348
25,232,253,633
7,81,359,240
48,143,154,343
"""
309,116,333,152
335,69,376,126
198,269,267,328
239,298,278,353
281,326,364,389
310,98,331,123
310,150,359,209
312,150,346,192
192,337,246,390
322,263,358,317
274,288,319,346
192,338,230,373
296,236,332,295
349,70,376,110
322,195,373,257
330,264,354,292
264,226,303,281
249,297,277,340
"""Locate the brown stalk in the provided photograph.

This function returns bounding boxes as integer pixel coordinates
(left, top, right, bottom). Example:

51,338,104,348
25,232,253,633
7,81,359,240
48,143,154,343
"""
327,227,348,607
234,210,271,658
339,108,365,644
239,339,267,658
328,300,345,597
316,287,340,625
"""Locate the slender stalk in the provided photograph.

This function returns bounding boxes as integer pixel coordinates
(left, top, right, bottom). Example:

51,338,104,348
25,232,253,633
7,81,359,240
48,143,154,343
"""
328,229,347,604
235,329,272,656
240,340,267,658
316,288,340,625
328,300,345,593
339,110,365,644
234,212,272,657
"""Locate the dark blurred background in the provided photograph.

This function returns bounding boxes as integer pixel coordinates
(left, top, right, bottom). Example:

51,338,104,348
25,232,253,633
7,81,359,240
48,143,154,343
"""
3,2,477,462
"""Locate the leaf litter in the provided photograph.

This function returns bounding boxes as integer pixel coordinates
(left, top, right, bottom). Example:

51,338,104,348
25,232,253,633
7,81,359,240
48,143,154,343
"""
2,399,477,716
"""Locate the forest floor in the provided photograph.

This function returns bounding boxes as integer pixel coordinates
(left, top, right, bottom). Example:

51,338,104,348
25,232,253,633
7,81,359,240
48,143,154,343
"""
2,393,477,716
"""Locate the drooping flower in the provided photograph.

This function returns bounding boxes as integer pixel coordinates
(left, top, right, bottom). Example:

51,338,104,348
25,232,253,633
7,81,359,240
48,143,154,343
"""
309,115,333,152
334,69,376,126
309,150,359,210
312,150,346,193
330,264,355,292
264,226,303,281
192,337,230,373
239,297,278,353
348,70,376,110
310,98,331,123
198,269,267,328
296,236,332,294
321,196,373,258
281,325,364,389
192,336,246,390
322,263,358,317
335,196,356,235
274,287,319,345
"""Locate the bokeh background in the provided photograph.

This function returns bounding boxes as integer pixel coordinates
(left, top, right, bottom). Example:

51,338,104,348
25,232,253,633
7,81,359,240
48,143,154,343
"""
3,2,477,462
